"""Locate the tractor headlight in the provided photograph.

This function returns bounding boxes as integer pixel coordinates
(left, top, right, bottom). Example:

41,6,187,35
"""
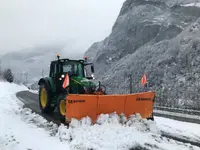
61,74,65,78
91,74,95,79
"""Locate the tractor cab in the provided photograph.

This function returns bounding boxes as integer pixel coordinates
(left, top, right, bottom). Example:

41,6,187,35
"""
49,54,96,94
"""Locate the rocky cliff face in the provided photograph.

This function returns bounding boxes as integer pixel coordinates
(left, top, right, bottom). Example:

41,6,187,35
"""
85,0,200,109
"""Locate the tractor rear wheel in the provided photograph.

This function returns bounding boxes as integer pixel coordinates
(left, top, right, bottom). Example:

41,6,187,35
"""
57,96,67,123
39,84,55,113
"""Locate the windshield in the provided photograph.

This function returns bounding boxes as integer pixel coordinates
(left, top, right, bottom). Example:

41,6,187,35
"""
62,61,84,77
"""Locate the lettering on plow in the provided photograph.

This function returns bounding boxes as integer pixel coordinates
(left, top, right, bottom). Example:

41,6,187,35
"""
136,98,152,101
68,100,86,104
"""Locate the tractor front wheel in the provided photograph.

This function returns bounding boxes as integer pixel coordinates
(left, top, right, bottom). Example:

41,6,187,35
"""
39,84,55,113
57,96,66,123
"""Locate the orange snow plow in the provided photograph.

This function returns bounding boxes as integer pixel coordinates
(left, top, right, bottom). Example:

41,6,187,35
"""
65,91,156,123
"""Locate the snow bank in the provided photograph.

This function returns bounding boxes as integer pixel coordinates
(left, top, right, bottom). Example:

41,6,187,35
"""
0,82,69,150
0,82,199,150
28,89,38,94
56,115,198,150
56,114,162,150
0,81,27,94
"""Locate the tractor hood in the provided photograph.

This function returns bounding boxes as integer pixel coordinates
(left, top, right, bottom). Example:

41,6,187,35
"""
71,76,96,88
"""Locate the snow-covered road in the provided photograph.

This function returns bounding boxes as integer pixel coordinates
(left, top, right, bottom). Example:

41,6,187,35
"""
0,82,200,150
155,116,200,144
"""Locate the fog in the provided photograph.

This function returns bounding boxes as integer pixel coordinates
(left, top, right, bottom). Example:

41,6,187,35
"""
0,0,124,55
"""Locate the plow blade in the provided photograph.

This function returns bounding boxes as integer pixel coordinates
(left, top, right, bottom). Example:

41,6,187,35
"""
65,92,155,123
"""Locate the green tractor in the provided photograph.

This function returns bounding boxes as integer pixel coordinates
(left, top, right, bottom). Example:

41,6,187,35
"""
38,54,105,122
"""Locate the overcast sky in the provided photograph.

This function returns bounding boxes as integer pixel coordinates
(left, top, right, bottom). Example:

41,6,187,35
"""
0,0,125,55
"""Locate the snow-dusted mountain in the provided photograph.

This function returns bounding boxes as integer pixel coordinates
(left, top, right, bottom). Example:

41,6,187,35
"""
85,0,200,109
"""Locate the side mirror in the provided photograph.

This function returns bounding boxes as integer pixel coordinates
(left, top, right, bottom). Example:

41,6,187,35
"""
91,65,94,73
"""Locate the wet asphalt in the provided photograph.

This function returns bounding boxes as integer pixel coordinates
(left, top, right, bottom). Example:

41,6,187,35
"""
16,91,61,125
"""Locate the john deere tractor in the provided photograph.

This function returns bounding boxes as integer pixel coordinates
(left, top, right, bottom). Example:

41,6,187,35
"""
38,54,105,122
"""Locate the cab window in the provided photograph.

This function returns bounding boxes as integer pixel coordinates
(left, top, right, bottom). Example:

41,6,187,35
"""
62,61,84,77
50,63,56,77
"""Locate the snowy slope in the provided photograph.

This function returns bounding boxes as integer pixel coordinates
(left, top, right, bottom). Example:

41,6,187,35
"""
0,82,69,150
0,82,200,150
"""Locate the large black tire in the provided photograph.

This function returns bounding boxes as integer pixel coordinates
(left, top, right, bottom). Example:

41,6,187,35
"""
39,83,56,113
57,95,67,123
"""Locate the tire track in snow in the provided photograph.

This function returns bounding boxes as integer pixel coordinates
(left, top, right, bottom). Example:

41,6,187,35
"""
161,131,200,148
16,91,61,125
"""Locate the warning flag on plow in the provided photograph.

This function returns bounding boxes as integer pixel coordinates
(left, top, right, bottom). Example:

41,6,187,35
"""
141,74,147,87
63,74,69,89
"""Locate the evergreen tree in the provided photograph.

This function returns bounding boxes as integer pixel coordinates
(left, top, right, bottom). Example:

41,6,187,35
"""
0,60,2,78
3,69,14,83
